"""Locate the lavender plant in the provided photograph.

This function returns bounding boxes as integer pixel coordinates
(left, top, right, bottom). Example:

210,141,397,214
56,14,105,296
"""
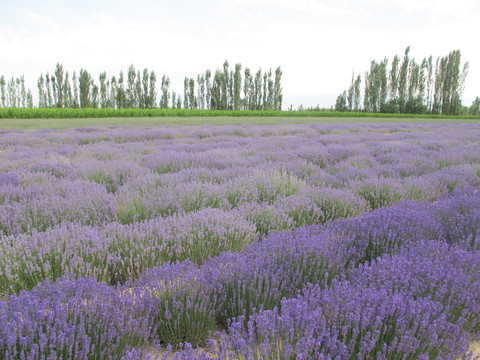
0,277,152,359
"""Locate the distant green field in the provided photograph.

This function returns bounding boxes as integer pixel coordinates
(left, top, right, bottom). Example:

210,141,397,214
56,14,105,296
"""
0,107,479,129
1,116,480,130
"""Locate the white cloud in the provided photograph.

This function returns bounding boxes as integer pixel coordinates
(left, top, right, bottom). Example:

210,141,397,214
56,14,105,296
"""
0,0,478,108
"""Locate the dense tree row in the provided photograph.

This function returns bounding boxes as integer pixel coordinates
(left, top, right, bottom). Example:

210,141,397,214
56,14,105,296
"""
0,61,283,111
180,61,282,111
0,75,34,108
335,47,472,115
35,64,158,109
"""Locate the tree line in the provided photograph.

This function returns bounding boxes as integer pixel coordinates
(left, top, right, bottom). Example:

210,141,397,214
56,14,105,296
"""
335,47,475,116
0,61,282,111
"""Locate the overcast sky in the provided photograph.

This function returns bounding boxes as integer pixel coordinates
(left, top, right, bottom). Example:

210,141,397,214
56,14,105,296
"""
1,0,479,109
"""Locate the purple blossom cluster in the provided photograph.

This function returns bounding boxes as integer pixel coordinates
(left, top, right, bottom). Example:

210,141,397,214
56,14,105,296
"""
0,123,480,358
3,185,478,359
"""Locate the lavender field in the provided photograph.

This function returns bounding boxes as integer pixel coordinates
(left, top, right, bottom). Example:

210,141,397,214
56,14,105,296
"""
1,122,480,359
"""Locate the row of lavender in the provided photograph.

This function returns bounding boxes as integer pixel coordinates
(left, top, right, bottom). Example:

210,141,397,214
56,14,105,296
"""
1,124,480,295
1,185,479,359
1,124,479,236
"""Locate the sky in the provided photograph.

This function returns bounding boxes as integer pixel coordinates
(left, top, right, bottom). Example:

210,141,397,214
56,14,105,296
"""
1,0,479,109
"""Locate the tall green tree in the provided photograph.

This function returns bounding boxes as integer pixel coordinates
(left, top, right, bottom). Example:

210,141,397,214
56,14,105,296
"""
148,70,157,109
116,71,126,109
347,73,355,111
0,75,6,107
353,74,362,111
233,63,242,110
189,78,196,109
160,75,170,108
205,69,211,110
79,69,93,108
126,65,136,108
26,90,33,108
379,58,388,112
262,72,268,110
99,72,109,108
274,66,283,111
267,69,274,110
171,91,177,109
72,71,79,108
110,76,118,109
222,60,229,110
398,46,411,113
183,77,189,110
254,69,262,110
63,71,73,108
197,74,205,109
135,70,142,108
335,91,347,112
54,63,64,108
45,72,53,107
141,69,149,109
469,97,480,116
243,67,253,110
37,74,46,108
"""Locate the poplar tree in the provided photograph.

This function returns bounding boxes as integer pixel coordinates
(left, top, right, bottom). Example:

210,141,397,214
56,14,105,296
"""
222,60,229,110
389,54,400,105
0,75,5,107
18,76,26,108
91,84,99,108
205,69,211,110
254,70,262,110
347,73,355,111
54,63,64,108
7,77,17,107
37,74,46,108
426,56,434,112
63,71,73,108
135,70,142,108
141,69,149,109
353,75,362,111
72,71,79,108
26,90,33,108
335,91,347,112
469,97,480,116
45,72,52,107
398,46,410,113
79,69,92,108
99,72,108,108
183,77,189,110
267,69,274,110
379,58,388,112
262,72,268,110
160,75,170,108
148,70,157,109
233,63,242,110
110,76,118,109
126,65,136,108
274,67,282,110
211,70,222,110
51,75,57,108
116,71,126,109
243,67,253,110
197,74,205,109
176,95,182,109
189,78,196,109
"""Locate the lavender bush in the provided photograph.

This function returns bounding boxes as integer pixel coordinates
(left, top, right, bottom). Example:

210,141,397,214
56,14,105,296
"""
0,277,153,359
1,123,480,358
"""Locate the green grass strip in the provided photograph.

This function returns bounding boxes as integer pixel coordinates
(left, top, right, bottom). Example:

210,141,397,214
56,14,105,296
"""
0,108,479,130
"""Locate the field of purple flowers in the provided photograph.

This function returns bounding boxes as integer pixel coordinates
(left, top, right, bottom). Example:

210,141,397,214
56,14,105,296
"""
0,122,479,359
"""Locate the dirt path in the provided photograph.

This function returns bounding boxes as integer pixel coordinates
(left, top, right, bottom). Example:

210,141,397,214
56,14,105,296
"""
469,341,480,359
